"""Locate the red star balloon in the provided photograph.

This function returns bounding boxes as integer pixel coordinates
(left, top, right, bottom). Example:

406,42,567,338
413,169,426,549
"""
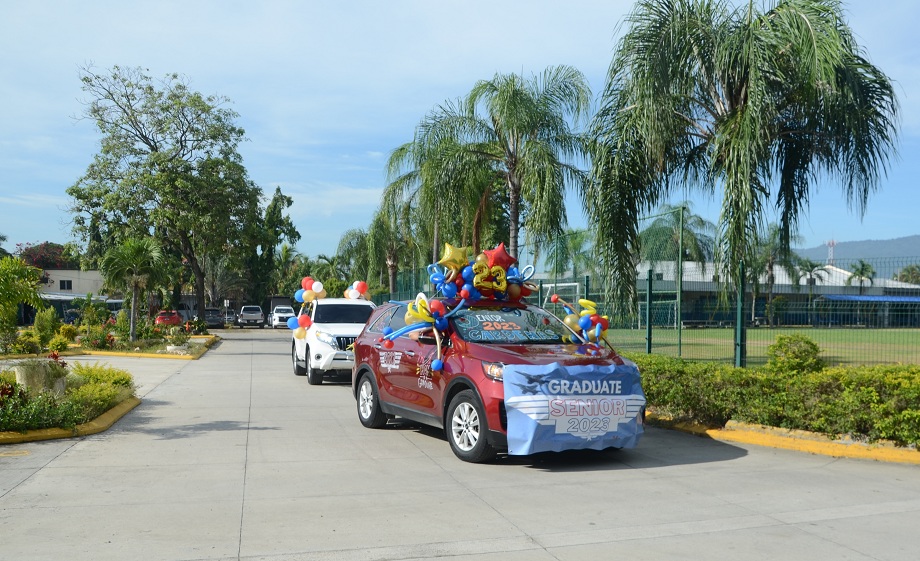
483,242,516,270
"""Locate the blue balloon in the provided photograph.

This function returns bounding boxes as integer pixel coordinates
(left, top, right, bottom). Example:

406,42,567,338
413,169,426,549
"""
431,359,443,371
382,326,393,336
441,283,457,298
462,266,475,281
435,317,448,331
579,315,593,330
287,317,299,330
294,289,305,303
430,273,445,285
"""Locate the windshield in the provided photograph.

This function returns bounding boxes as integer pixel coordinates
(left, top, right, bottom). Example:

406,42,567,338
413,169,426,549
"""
450,305,572,344
313,304,374,324
274,307,294,314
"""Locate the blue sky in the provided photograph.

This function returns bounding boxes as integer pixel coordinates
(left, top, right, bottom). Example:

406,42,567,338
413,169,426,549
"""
2,0,918,261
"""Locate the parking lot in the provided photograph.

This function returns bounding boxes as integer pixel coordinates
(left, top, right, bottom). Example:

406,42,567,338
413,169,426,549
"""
2,328,919,561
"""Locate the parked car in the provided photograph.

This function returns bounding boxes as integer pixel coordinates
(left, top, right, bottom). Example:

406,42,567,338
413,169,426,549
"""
224,309,237,324
292,298,376,385
237,305,264,328
203,307,224,329
269,305,296,329
155,310,182,326
351,299,645,463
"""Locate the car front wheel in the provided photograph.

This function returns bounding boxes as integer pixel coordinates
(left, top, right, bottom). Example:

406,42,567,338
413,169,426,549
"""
446,390,497,463
357,373,387,428
306,346,323,385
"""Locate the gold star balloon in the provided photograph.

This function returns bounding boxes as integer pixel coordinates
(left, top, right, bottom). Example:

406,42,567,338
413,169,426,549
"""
437,243,470,281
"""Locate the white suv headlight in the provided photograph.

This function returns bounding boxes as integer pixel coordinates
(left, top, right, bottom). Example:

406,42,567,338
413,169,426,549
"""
315,331,338,349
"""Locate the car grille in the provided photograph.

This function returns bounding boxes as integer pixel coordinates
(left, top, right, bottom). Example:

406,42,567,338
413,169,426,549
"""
336,336,356,351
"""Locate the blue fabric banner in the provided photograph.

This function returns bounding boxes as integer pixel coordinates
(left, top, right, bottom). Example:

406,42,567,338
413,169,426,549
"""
503,360,646,455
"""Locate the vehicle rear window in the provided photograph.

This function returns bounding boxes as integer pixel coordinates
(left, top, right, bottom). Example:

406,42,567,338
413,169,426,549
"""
450,306,569,344
313,304,374,324
242,306,261,313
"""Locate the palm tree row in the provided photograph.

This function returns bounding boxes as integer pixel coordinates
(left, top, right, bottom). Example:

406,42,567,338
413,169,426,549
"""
333,0,897,307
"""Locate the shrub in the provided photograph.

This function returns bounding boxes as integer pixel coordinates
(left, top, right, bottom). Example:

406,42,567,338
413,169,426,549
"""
32,307,61,347
47,334,71,352
765,333,825,374
69,362,134,389
81,325,115,350
113,309,131,339
12,330,42,355
0,388,81,432
58,323,78,341
167,326,190,346
67,383,131,422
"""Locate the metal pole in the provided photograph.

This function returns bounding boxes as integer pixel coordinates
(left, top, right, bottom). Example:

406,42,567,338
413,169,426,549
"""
677,205,683,357
735,260,747,367
646,269,653,354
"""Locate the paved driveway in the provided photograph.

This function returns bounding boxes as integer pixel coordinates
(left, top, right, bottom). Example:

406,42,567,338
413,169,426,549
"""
2,330,919,561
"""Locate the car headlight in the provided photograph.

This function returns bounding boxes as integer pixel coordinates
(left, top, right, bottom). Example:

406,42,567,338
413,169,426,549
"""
315,331,338,349
482,361,504,382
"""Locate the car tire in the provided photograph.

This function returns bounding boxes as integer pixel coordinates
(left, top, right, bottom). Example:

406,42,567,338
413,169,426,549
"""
306,346,323,385
446,390,497,463
292,342,306,376
356,373,387,428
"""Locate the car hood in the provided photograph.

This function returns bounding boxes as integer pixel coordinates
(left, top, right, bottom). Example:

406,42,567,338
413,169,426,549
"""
310,323,367,337
455,339,626,368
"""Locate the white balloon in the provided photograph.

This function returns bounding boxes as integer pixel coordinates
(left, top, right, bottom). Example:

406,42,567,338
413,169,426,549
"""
312,281,324,293
348,289,361,299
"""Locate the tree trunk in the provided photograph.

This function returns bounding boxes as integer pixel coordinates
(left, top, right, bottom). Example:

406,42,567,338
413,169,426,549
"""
129,285,139,342
507,175,521,260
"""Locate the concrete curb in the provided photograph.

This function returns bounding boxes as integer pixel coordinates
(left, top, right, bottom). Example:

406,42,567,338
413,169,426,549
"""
648,414,920,465
0,397,142,445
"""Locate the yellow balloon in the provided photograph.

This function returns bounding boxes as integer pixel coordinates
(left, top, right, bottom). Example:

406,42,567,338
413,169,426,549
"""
293,327,306,339
563,313,580,331
316,289,327,299
304,289,316,302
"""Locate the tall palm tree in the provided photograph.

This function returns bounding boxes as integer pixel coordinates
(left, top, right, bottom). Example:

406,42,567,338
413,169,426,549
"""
367,198,419,295
99,237,164,341
846,259,876,295
751,224,802,324
894,264,920,285
415,66,592,260
201,253,246,308
639,202,716,275
272,243,298,294
589,0,898,305
545,228,596,280
792,256,828,324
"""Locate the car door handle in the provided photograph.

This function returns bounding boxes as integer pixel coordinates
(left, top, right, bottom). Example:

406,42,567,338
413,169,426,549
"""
405,351,415,357
373,344,382,349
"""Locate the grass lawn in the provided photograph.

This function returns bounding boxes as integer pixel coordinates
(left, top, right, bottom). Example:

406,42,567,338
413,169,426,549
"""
607,327,920,366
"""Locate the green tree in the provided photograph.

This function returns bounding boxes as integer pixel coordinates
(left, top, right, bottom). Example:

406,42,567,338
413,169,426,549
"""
0,256,46,326
414,66,592,260
792,256,828,324
894,264,920,285
67,65,275,321
367,198,419,294
589,0,898,306
99,237,165,342
0,233,8,258
17,241,81,270
749,224,801,325
545,228,596,280
240,187,301,305
846,259,876,295
639,202,716,275
201,253,246,308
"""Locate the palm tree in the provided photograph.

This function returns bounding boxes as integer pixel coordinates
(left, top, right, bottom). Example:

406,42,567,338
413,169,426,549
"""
846,260,876,295
792,256,828,325
894,264,920,285
639,202,716,276
201,253,246,309
99,237,164,341
751,224,802,325
367,198,419,295
545,228,596,280
272,243,298,294
589,0,898,305
415,66,592,260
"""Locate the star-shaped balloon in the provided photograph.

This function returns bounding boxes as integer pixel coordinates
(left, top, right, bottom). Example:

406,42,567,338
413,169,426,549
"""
483,242,517,270
437,243,470,279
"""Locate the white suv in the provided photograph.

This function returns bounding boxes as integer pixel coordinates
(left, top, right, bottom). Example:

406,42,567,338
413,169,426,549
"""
292,298,376,385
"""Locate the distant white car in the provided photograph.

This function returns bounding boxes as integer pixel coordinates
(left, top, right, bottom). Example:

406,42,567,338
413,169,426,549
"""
291,297,376,385
269,305,296,329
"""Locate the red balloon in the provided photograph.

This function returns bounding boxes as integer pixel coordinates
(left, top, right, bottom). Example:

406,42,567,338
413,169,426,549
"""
355,280,368,293
301,276,314,291
599,318,610,330
429,300,446,316
460,289,470,299
590,314,601,324
551,294,559,303
298,315,312,328
383,339,394,349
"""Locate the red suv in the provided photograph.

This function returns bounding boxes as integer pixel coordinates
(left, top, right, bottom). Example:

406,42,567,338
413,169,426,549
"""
352,299,645,463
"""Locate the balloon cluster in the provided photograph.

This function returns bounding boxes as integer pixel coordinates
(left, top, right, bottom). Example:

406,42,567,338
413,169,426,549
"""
379,293,467,372
427,242,537,301
294,276,327,305
343,280,369,300
551,294,611,347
